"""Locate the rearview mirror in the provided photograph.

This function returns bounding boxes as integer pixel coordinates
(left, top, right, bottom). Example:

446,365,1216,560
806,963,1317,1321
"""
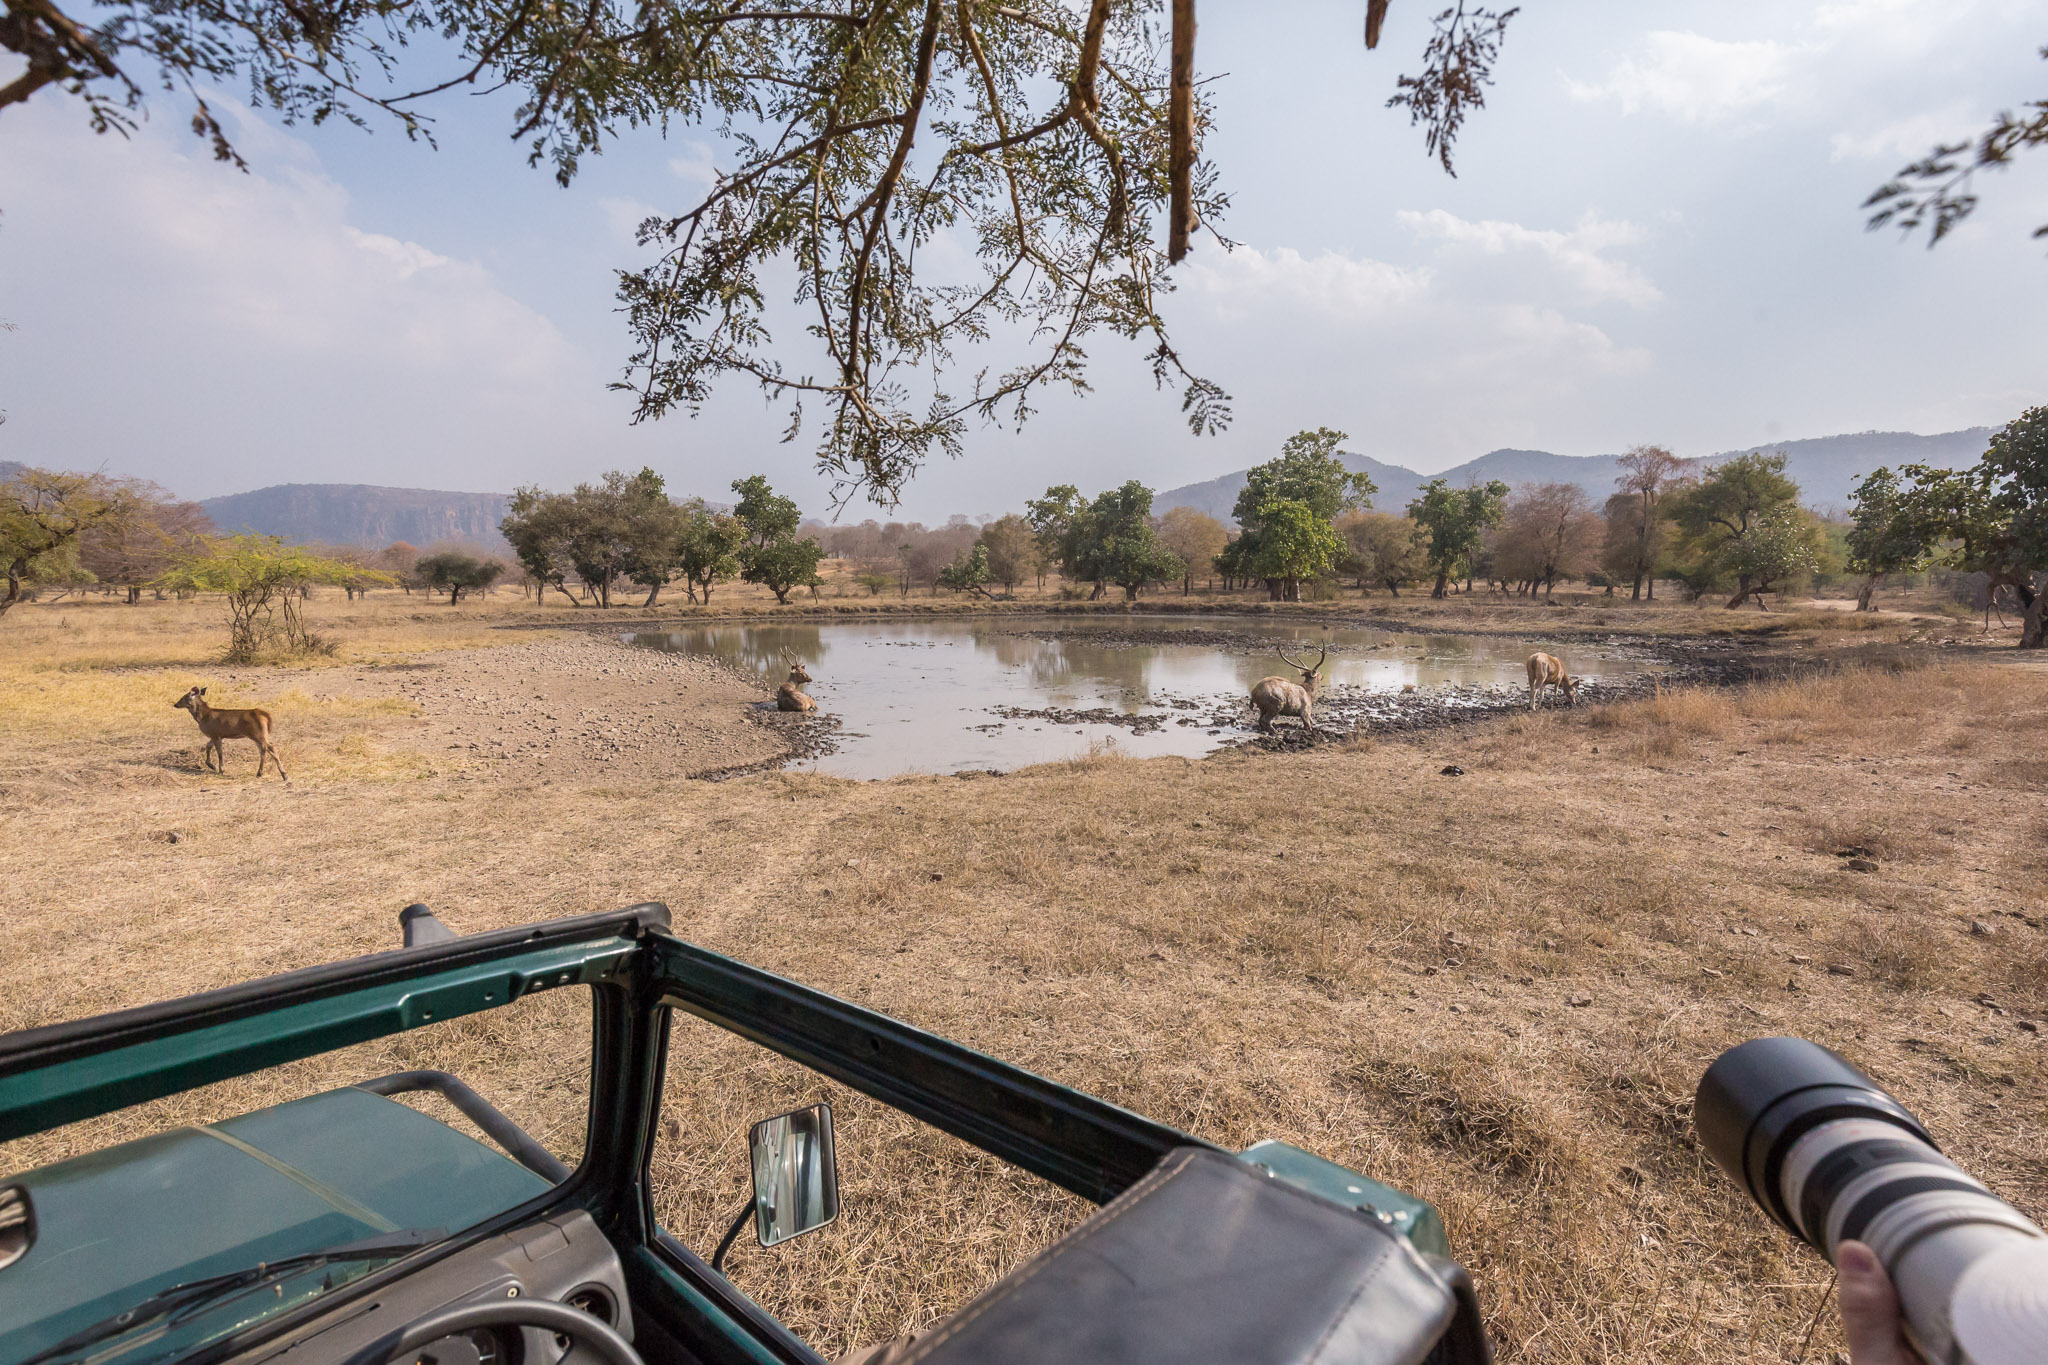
749,1103,839,1248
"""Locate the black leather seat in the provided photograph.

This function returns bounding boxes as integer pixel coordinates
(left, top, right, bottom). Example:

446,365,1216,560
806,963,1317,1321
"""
905,1146,1488,1365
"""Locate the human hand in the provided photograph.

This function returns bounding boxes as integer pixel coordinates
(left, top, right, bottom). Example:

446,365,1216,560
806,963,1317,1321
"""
1838,1240,1911,1365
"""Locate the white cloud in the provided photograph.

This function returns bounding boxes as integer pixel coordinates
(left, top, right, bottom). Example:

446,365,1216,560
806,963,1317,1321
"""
1828,107,1974,162
1182,245,1430,320
0,97,621,496
1564,31,1798,127
668,141,718,185
1173,234,1651,434
1397,209,1662,308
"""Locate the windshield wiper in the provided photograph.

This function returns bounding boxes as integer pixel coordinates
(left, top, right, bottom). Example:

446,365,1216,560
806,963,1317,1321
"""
21,1227,444,1365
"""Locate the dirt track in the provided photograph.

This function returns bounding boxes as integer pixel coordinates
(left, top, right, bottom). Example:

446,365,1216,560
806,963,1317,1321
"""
303,633,814,781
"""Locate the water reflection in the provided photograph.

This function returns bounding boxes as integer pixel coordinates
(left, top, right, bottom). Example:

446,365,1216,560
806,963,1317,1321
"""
628,616,1660,779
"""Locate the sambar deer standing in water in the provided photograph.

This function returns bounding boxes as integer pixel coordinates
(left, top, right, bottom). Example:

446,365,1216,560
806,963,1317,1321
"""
1250,644,1327,733
173,686,288,780
1525,652,1580,709
776,648,817,713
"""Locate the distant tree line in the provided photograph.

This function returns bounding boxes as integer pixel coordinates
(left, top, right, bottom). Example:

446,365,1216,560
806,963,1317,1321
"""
8,404,2042,650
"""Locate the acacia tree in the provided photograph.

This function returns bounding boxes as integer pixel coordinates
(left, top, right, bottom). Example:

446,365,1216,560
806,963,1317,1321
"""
1,2,1526,503
500,488,584,606
1408,478,1508,598
157,536,389,659
76,483,213,603
1667,453,1820,610
1156,506,1226,594
416,552,505,604
1844,467,1933,611
1884,410,2048,648
1,468,139,614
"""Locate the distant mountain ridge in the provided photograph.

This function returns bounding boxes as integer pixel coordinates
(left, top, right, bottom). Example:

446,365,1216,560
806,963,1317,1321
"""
199,483,514,553
1153,428,1995,523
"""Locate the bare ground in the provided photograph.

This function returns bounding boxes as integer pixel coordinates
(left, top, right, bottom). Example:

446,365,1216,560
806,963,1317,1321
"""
1,596,2044,1364
294,633,812,782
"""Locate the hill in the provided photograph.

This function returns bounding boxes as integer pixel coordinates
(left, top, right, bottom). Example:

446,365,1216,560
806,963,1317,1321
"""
1153,428,1993,523
198,483,513,553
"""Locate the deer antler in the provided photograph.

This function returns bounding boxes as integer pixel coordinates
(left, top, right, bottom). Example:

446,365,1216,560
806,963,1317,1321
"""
1275,646,1310,671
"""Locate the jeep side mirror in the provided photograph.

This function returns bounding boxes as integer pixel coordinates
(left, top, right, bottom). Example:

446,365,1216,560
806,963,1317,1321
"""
0,1186,33,1272
749,1103,839,1248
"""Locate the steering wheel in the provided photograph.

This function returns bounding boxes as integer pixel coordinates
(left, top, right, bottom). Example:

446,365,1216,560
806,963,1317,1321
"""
342,1298,644,1365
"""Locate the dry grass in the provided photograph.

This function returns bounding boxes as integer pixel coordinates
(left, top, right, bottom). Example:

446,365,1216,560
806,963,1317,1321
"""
1,598,2043,1363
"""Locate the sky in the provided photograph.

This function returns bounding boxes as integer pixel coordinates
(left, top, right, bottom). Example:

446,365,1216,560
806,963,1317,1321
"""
2,0,2045,522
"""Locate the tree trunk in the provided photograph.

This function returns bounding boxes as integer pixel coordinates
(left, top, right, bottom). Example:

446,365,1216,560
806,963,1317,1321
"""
1855,575,1881,611
1088,581,1105,600
1385,580,1400,598
2017,581,2044,649
449,587,463,605
1182,574,1190,595
126,584,141,604
552,583,582,607
773,585,792,604
1726,575,1756,610
1122,583,1139,601
644,582,661,607
1431,569,1449,599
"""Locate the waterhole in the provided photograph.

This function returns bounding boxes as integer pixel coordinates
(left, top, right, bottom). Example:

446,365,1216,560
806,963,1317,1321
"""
628,616,1665,779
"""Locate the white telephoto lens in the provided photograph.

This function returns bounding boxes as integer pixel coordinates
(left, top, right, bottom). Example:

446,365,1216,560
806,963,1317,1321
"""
1951,1237,2048,1365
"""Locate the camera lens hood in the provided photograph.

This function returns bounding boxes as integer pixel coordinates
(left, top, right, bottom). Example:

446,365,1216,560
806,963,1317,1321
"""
1695,1037,1933,1239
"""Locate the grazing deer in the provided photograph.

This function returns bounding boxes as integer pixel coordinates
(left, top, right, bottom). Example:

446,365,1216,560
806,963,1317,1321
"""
173,686,288,780
776,648,817,713
1250,644,1327,733
1525,652,1580,709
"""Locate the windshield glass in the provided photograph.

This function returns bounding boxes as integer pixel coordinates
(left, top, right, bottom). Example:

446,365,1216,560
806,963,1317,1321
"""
0,986,593,1365
18,1234,430,1365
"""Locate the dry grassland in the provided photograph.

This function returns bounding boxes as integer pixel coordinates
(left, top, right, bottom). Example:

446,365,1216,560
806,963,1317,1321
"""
1,594,2043,1365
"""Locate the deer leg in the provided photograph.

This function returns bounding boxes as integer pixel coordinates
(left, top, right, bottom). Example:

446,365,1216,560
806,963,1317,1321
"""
206,738,223,773
254,737,267,778
267,743,288,783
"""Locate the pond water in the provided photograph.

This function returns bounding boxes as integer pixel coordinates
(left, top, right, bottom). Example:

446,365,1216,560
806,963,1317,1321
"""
627,617,1664,779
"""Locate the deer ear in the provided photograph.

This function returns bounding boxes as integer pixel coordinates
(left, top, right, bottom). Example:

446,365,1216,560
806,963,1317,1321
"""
198,687,207,695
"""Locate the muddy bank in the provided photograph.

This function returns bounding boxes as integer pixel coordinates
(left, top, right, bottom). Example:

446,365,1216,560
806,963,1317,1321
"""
301,634,813,782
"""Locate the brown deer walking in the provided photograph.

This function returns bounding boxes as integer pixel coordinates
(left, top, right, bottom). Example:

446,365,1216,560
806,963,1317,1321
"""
173,686,288,780
1249,644,1327,733
775,649,817,713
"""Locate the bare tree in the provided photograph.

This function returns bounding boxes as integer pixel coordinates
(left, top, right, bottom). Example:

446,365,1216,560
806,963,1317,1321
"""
77,484,212,602
1492,483,1602,596
1605,445,1690,600
1156,507,1227,594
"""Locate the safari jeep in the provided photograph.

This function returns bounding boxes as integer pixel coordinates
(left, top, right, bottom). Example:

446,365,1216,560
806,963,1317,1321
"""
0,905,1491,1365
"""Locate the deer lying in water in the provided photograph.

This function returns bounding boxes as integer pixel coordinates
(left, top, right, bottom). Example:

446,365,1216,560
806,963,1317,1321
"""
1525,652,1580,709
1250,644,1327,733
776,648,817,713
173,686,288,780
